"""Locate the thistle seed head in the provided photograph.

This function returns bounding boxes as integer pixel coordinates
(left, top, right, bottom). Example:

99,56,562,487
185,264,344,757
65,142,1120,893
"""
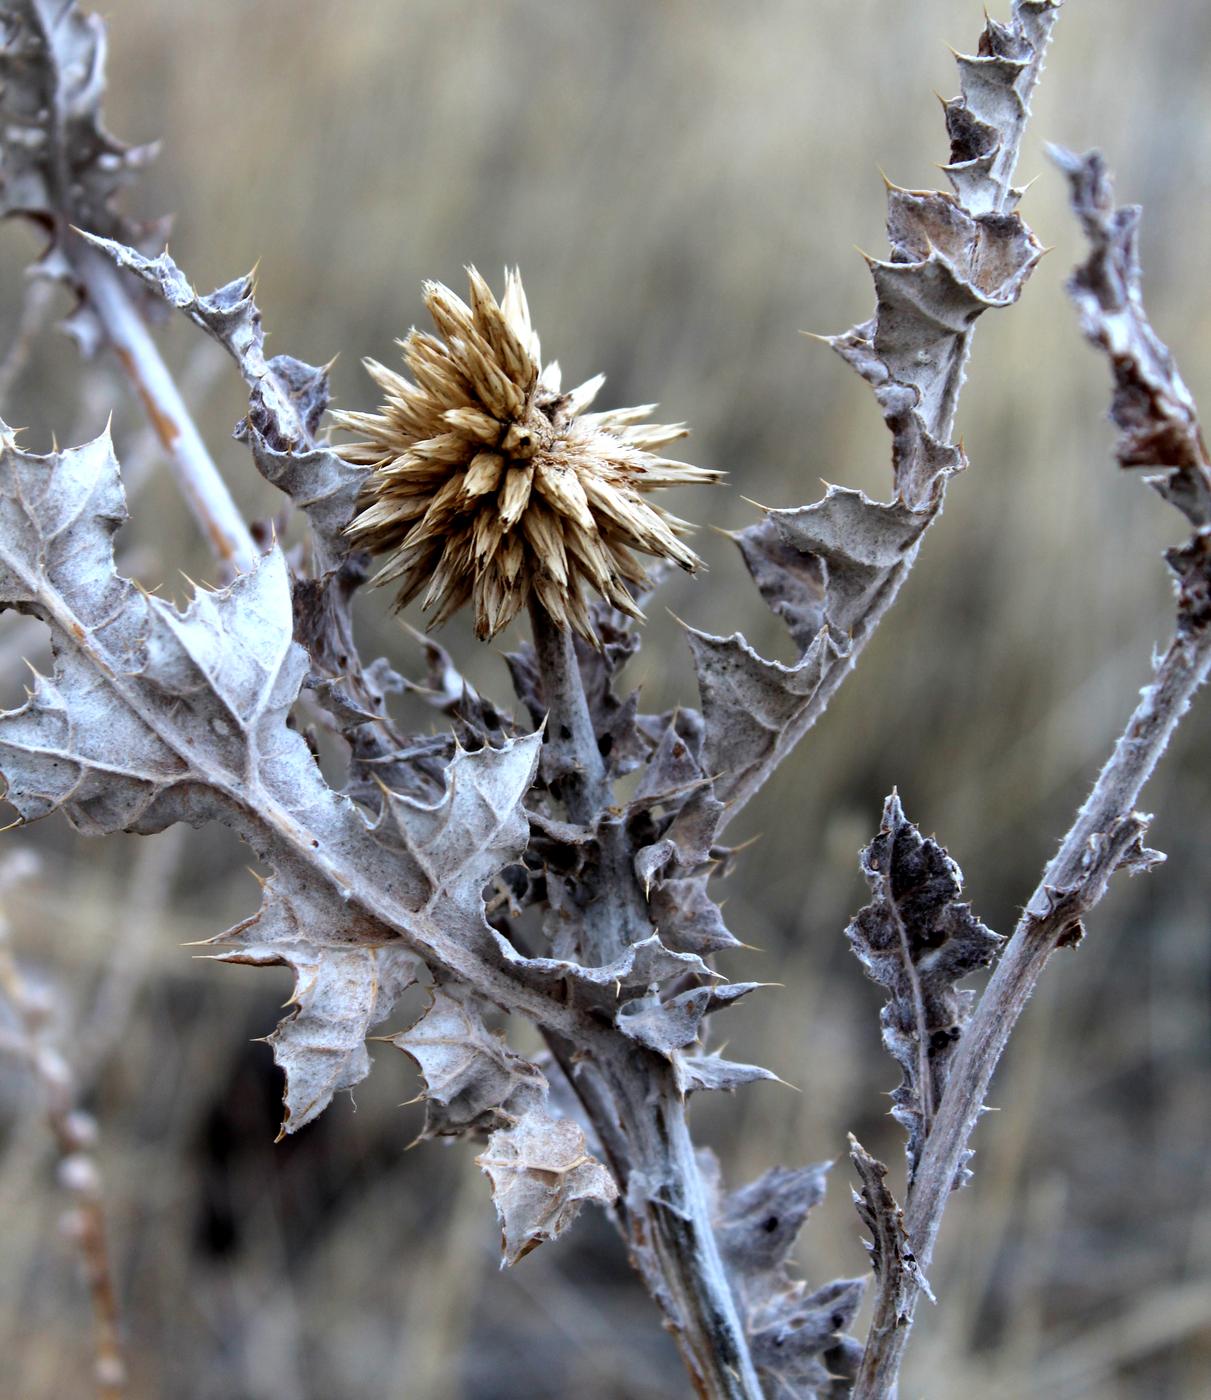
333,269,719,641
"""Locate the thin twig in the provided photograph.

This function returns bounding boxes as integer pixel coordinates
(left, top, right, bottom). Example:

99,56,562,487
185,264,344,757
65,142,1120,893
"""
0,852,126,1399
72,239,258,576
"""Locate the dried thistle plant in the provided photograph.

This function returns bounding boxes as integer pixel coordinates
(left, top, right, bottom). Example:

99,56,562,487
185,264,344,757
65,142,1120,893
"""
8,2,1211,1399
333,269,718,640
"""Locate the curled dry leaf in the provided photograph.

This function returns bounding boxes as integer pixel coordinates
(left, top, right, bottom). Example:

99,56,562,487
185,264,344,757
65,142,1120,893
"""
389,983,546,1140
848,1135,933,1395
476,1108,617,1265
846,794,1002,1187
1049,145,1211,528
688,0,1058,828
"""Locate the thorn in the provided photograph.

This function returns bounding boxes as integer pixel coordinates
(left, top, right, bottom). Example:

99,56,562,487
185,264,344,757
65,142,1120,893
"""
730,832,763,854
738,494,774,514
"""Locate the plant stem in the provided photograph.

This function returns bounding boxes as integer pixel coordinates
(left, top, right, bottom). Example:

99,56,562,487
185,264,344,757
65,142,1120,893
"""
527,599,763,1399
853,131,1211,1399
0,862,127,1399
528,600,610,830
73,239,258,576
852,608,1211,1400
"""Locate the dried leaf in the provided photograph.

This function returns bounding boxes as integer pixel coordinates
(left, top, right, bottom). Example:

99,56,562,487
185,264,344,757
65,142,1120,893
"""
848,1135,933,1341
1049,146,1211,528
710,1157,866,1399
80,237,365,559
389,984,545,1140
476,1106,617,1265
942,2,1065,217
648,876,742,958
0,425,566,1138
685,623,847,810
675,1050,778,1097
616,981,760,1058
500,931,718,1010
692,3,1056,827
223,894,424,1137
846,794,1002,1186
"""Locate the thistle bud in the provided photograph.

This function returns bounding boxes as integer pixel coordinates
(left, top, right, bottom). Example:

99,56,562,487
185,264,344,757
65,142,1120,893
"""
333,269,719,641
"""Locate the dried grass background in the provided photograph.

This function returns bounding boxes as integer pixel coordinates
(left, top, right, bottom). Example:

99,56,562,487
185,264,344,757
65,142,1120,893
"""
2,1,1211,1396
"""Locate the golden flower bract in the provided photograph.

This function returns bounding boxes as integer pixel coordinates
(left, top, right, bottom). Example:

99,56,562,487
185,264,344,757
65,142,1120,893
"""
333,269,718,640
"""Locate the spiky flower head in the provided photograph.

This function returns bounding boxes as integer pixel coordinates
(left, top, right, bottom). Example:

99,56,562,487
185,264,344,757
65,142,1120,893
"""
333,269,719,641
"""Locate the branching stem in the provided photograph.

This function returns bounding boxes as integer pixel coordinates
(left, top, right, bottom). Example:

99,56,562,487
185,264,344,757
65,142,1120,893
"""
852,136,1211,1398
852,619,1211,1399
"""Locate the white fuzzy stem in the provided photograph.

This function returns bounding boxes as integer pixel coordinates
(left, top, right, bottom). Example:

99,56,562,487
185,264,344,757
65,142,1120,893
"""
74,241,258,576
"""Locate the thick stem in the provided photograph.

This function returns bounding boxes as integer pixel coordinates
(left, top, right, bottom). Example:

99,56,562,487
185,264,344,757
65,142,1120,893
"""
529,600,650,961
528,600,762,1399
528,600,610,830
72,240,258,576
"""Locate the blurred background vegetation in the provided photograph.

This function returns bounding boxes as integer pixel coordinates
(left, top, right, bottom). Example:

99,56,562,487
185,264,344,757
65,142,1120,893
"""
2,1,1211,1396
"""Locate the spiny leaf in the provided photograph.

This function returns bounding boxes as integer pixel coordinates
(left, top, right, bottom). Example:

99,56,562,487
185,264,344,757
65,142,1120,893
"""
222,895,424,1137
389,983,546,1140
0,424,570,1142
942,1,1064,216
616,981,760,1058
706,1155,866,1400
79,236,365,560
690,2,1057,829
675,1050,778,1097
1050,145,1211,528
684,622,847,811
846,793,1002,1187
